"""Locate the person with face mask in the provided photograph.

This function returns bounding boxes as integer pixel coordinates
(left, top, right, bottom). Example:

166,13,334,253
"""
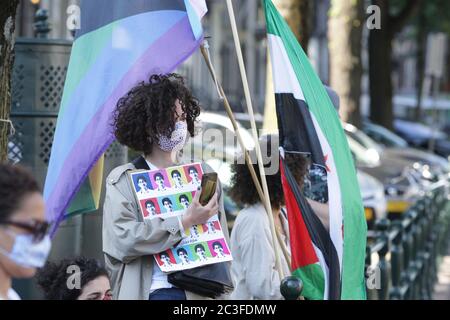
0,163,51,300
104,73,230,300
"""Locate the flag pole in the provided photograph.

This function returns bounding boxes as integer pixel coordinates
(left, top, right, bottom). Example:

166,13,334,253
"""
199,42,292,271
199,43,264,203
225,0,284,279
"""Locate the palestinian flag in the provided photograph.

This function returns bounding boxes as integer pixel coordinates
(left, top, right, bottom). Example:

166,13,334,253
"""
264,0,367,299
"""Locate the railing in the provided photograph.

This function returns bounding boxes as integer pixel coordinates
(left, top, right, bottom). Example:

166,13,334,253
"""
280,178,450,300
365,179,450,300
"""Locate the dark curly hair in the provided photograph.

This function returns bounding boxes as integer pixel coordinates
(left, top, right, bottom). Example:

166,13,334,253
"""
113,73,200,155
0,163,41,222
36,256,109,300
228,136,308,210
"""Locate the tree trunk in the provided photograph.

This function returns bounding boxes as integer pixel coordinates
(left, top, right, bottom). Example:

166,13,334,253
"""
369,0,394,129
369,0,422,129
272,0,310,51
0,0,20,162
414,6,426,121
328,0,364,127
263,0,310,132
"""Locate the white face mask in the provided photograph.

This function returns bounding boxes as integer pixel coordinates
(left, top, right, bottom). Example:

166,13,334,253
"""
157,121,188,152
0,231,51,268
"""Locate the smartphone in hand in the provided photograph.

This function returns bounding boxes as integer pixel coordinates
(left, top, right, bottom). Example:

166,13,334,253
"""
199,172,218,206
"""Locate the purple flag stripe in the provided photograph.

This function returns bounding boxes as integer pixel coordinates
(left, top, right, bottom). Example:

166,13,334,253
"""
47,16,202,233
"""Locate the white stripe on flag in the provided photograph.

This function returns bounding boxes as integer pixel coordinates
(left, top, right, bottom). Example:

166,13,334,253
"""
313,243,329,300
268,34,344,274
188,0,208,18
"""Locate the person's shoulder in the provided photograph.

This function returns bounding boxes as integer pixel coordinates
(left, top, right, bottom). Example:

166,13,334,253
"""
233,204,268,230
106,163,135,186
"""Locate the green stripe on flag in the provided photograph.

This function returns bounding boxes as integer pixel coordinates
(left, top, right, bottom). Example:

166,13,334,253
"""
60,21,118,114
293,264,325,300
66,178,96,217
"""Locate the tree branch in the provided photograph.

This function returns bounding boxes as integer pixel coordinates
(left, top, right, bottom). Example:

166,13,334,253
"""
388,0,423,38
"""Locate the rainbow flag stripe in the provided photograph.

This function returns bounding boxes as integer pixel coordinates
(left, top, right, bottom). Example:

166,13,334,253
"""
44,0,207,234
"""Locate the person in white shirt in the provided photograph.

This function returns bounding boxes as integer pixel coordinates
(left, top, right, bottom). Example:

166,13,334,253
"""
145,200,158,217
0,164,52,300
161,198,174,213
228,135,308,300
153,173,167,192
179,194,190,210
206,221,216,234
212,241,226,259
194,244,208,262
188,166,201,187
135,175,152,196
176,248,191,265
159,252,173,268
171,170,184,189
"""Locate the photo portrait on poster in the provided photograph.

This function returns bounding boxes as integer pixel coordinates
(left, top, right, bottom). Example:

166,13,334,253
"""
208,239,230,259
132,173,153,198
139,198,161,218
151,170,171,192
155,250,177,268
177,192,193,210
128,163,232,272
183,164,203,188
191,242,212,263
202,220,220,235
168,167,188,190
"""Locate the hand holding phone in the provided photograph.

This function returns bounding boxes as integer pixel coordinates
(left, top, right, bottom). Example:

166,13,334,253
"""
181,172,219,230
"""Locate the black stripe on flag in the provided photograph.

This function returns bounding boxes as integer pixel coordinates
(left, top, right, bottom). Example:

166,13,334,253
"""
275,93,325,167
281,158,341,300
76,0,186,39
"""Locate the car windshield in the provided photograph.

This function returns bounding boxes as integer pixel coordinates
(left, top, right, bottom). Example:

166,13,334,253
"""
346,135,380,167
363,123,409,148
344,123,383,153
394,120,448,140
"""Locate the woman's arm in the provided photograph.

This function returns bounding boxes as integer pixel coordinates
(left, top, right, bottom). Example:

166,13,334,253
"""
306,198,330,231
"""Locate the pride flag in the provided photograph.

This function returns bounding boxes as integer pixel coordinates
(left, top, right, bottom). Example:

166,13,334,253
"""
44,0,207,234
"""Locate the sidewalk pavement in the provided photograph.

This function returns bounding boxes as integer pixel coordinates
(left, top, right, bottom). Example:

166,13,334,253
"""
433,237,450,300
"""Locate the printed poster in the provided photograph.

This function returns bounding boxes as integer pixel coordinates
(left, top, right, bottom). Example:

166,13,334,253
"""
129,162,232,272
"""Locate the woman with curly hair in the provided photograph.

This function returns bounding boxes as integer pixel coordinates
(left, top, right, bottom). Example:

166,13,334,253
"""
36,257,111,300
228,135,310,300
103,73,229,300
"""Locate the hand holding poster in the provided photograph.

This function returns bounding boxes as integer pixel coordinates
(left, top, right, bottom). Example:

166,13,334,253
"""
129,163,232,272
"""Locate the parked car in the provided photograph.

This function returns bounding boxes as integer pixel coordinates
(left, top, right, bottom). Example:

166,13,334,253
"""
357,170,387,231
182,112,387,229
345,129,422,218
362,121,450,180
393,119,450,158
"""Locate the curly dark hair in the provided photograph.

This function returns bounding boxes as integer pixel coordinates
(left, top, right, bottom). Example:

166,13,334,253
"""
113,73,200,155
36,256,109,300
228,136,308,210
0,163,41,222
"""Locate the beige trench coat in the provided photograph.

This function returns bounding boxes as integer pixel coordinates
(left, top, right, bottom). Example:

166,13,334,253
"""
102,161,230,300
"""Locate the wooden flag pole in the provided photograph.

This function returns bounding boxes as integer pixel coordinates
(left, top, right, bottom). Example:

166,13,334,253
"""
199,44,264,202
225,0,284,279
200,42,292,271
